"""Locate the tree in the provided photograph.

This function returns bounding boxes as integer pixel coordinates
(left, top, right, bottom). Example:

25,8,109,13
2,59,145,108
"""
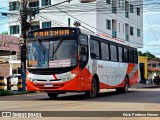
1,31,8,35
138,51,143,56
138,51,160,59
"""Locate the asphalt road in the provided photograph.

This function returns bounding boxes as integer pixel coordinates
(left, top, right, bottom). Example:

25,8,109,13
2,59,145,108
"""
0,88,160,120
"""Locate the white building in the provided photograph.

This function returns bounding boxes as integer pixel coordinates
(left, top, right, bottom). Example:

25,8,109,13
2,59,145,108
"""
8,0,143,73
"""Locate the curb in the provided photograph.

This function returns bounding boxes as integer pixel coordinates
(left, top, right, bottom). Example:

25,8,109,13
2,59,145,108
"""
131,83,160,89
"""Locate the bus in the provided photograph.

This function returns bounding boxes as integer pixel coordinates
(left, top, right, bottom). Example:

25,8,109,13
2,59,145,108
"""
26,27,139,99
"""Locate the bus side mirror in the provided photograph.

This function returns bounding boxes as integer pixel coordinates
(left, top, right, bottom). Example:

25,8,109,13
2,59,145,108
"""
80,46,87,55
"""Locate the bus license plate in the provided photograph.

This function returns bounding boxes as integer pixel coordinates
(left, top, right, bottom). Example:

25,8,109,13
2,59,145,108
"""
44,83,53,87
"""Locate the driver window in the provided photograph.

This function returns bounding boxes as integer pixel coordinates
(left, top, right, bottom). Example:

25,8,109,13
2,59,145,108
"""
79,35,88,45
79,34,88,69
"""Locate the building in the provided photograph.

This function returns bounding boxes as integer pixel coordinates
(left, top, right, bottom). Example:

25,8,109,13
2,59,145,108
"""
0,34,20,77
138,56,148,80
138,56,160,81
148,58,160,77
8,0,143,72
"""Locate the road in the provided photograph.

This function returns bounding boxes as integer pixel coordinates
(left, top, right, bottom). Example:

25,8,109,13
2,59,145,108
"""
0,88,160,120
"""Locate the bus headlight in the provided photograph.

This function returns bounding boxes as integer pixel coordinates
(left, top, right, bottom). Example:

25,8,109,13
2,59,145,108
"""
62,72,78,82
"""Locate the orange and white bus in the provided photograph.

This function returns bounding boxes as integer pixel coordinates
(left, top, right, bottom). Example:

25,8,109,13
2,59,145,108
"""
26,27,139,99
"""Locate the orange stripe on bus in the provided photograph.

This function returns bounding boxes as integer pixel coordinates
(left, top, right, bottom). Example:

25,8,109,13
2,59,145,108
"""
127,64,135,75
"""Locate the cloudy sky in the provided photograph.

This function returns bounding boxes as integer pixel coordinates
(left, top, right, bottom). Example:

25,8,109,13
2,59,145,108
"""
139,11,160,57
0,0,160,56
0,0,8,33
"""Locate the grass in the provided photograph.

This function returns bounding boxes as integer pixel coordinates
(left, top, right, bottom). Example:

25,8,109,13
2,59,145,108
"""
0,90,37,96
0,90,14,96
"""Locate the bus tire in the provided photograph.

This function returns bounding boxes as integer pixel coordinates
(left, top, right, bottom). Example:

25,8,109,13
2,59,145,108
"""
47,92,58,99
85,78,98,98
116,77,129,93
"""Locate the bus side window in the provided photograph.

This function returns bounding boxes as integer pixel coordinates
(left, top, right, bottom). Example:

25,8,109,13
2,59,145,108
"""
129,49,133,63
118,47,123,62
124,48,128,62
110,45,118,62
90,39,100,59
134,50,138,63
101,42,109,61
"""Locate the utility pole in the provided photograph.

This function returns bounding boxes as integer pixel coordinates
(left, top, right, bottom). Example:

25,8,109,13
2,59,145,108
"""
20,0,30,91
19,0,72,91
1,0,74,92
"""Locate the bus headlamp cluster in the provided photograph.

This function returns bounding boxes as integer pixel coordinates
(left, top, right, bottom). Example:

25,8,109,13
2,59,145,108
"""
62,72,78,82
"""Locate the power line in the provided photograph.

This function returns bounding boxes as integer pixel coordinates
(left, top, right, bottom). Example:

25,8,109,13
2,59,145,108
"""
2,0,160,47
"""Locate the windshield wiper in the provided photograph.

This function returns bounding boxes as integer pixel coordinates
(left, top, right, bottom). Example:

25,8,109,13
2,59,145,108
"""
51,38,63,60
36,39,45,59
53,37,63,54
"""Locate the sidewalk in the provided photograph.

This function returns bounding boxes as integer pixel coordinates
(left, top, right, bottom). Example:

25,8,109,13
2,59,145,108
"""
131,83,160,88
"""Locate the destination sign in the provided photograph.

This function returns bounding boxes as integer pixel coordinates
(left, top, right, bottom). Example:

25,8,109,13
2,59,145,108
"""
28,28,78,39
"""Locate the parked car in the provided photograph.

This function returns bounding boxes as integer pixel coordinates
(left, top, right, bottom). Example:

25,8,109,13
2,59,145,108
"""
4,74,21,86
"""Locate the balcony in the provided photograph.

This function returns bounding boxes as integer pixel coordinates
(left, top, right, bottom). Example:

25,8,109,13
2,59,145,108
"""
112,31,117,38
125,34,129,41
112,7,117,14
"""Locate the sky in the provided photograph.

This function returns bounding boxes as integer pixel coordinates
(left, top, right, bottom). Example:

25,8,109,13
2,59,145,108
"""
0,0,8,33
0,0,160,57
139,11,160,57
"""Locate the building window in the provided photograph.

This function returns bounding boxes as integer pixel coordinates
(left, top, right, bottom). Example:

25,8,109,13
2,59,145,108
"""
130,26,134,36
137,28,140,37
10,25,19,34
42,0,51,6
106,20,111,30
118,0,121,8
137,7,140,16
148,63,151,67
31,25,40,30
152,64,156,68
29,1,39,14
106,0,111,4
130,4,134,13
29,1,39,7
42,22,51,28
9,1,20,11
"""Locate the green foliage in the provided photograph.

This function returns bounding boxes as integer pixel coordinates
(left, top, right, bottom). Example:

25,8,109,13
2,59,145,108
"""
138,51,160,59
1,31,8,35
138,51,143,56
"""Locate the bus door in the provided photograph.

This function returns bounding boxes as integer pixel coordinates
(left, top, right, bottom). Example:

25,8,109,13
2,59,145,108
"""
79,34,91,90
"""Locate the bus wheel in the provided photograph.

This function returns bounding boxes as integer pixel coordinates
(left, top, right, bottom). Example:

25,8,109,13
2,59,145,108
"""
47,92,58,99
85,78,98,98
116,78,129,93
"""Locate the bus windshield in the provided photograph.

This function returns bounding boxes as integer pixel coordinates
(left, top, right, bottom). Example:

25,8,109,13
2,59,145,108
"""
27,39,78,68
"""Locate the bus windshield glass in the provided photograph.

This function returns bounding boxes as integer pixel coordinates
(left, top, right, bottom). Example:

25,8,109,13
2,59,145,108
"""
27,39,78,68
